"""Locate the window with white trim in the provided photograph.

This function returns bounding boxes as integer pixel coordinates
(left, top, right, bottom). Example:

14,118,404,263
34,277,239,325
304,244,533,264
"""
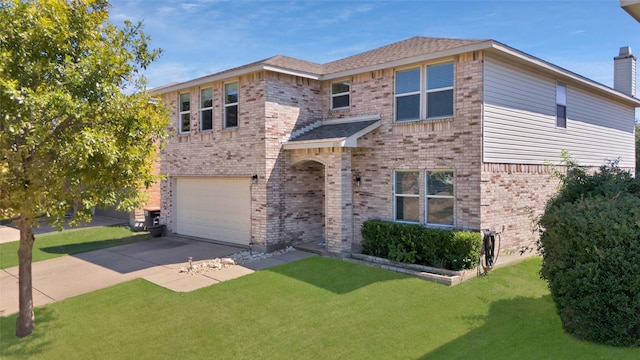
425,170,454,226
331,80,350,110
224,82,238,129
426,62,454,118
394,171,420,222
395,68,421,121
200,87,213,131
395,62,454,122
179,92,190,134
556,82,567,128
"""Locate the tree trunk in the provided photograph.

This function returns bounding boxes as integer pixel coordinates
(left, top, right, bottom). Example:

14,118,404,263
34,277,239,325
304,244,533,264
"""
15,214,35,338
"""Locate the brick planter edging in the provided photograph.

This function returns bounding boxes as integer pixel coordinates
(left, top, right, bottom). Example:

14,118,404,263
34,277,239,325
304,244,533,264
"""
349,253,479,286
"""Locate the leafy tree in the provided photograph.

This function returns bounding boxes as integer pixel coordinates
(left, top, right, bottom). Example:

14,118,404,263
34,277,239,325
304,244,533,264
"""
0,0,168,337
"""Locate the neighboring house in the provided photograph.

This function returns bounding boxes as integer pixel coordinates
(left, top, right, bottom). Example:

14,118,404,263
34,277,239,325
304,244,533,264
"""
94,157,161,229
154,36,638,256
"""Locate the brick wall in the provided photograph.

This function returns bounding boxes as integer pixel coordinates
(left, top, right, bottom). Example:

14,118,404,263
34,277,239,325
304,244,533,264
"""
283,159,325,244
160,72,269,246
264,73,322,247
288,147,354,254
157,50,576,255
347,53,484,244
159,71,324,250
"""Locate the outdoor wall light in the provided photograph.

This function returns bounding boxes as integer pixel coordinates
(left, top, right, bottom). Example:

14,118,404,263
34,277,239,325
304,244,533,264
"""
355,176,362,188
251,174,258,184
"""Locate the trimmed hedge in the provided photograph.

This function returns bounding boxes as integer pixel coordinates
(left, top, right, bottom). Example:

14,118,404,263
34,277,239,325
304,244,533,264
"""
538,159,640,347
361,220,481,271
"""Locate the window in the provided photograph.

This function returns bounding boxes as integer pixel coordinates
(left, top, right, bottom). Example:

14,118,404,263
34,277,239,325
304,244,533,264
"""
395,62,454,122
395,68,421,121
426,62,454,118
200,87,213,131
425,170,454,226
224,82,238,129
394,171,420,222
179,92,190,134
331,81,350,109
556,82,567,128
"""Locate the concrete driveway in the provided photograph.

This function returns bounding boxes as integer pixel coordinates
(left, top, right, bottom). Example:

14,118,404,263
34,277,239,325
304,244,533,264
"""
1,235,314,316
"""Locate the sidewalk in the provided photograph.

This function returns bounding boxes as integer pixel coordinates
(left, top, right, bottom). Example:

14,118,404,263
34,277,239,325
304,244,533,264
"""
1,236,315,316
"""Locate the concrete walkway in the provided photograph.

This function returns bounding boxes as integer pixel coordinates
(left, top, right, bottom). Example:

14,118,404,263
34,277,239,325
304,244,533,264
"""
1,236,315,316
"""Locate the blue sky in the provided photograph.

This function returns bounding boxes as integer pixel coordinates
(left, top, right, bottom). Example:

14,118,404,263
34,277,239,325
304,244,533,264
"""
109,0,640,92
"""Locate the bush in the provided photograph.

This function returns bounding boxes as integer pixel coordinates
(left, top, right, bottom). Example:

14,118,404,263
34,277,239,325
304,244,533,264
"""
538,159,640,347
361,220,481,271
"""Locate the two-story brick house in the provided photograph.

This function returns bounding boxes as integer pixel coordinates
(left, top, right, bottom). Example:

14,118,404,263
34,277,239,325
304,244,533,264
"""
154,36,638,256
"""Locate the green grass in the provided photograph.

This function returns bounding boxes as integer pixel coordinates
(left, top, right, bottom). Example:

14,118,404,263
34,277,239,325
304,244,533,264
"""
2,256,639,359
0,226,151,269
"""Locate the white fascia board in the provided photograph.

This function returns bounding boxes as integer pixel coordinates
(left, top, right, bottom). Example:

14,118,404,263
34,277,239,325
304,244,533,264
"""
152,64,265,94
342,120,382,147
282,138,347,150
262,65,320,80
152,65,320,95
321,41,495,81
489,42,640,107
322,114,381,125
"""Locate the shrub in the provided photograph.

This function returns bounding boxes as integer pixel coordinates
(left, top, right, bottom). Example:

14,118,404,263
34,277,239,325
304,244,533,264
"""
361,220,481,271
538,159,640,347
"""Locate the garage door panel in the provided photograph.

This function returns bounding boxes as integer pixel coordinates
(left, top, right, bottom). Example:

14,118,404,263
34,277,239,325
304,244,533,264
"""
175,178,250,245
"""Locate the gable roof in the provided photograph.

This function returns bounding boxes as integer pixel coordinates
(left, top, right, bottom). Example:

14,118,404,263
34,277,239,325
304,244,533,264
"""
322,36,486,75
153,36,640,106
283,116,382,150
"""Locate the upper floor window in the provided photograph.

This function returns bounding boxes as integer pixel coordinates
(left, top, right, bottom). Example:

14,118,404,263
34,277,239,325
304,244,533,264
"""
179,92,190,134
425,170,454,226
200,87,213,131
395,68,421,121
394,171,420,222
395,62,454,122
331,80,350,110
426,62,454,119
556,82,567,128
224,82,238,129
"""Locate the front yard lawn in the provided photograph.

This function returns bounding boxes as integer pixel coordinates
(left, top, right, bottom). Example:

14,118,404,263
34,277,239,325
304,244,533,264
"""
0,226,151,269
2,256,639,359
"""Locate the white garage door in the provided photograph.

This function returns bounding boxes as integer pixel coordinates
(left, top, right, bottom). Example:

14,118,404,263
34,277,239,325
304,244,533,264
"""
175,177,250,245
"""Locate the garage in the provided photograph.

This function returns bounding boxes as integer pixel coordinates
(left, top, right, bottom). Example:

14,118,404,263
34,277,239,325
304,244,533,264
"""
175,177,251,245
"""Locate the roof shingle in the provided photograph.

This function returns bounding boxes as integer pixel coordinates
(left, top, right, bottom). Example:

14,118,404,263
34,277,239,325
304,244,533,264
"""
289,120,379,142
321,36,488,75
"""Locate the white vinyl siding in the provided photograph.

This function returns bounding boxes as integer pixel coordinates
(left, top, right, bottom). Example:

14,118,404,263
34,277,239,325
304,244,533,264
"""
483,55,635,168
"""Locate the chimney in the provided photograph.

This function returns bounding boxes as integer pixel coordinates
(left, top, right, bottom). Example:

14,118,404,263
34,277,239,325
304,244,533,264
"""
614,46,637,97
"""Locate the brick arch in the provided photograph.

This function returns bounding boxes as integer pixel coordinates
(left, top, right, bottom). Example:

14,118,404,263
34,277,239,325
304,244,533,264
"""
290,157,328,167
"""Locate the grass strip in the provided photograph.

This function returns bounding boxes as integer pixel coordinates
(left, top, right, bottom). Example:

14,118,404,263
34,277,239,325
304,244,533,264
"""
0,226,150,269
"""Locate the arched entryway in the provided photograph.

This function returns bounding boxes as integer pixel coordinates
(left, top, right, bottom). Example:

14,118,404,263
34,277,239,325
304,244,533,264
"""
282,116,381,255
285,159,326,245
